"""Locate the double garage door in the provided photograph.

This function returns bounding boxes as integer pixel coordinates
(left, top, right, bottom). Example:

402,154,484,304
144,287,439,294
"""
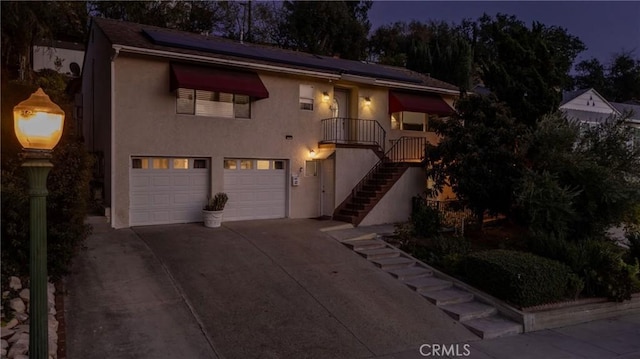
130,157,286,226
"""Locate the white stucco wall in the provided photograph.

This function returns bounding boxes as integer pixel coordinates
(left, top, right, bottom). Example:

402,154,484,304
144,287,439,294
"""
89,41,456,228
359,167,426,226
110,55,398,227
333,147,381,207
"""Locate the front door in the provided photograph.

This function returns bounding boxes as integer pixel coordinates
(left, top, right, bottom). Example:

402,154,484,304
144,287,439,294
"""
333,89,350,143
321,156,335,217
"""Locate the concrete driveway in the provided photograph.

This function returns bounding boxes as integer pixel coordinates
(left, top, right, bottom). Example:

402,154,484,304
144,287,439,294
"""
65,218,477,359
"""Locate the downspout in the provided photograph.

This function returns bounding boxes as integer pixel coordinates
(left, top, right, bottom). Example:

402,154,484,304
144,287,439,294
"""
110,47,119,227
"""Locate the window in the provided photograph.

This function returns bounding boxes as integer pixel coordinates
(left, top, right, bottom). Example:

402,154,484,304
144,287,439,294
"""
305,160,317,176
299,84,314,111
224,160,237,169
173,159,189,169
391,111,434,132
257,160,270,170
152,158,169,169
132,158,149,169
240,160,253,169
274,160,284,170
177,88,250,118
194,159,208,168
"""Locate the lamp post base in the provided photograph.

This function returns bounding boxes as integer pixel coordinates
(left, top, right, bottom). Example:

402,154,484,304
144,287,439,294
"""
23,154,52,359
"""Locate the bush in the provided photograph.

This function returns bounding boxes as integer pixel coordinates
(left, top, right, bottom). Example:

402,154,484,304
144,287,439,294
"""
528,234,638,301
1,80,93,280
462,249,583,307
411,196,442,237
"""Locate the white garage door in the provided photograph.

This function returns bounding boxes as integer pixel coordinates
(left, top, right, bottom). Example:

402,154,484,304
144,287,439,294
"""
130,157,209,226
223,159,287,221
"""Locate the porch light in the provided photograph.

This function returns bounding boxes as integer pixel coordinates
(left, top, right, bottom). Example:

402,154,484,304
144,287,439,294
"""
309,149,316,158
322,91,330,103
363,96,372,107
14,88,65,151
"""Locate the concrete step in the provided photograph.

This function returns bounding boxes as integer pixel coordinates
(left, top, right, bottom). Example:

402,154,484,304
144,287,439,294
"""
421,288,474,306
385,265,433,281
404,276,452,292
371,256,415,270
356,247,400,260
439,301,498,322
342,239,386,251
463,315,523,339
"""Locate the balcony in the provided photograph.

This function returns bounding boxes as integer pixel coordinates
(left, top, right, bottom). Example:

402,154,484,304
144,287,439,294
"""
320,117,386,152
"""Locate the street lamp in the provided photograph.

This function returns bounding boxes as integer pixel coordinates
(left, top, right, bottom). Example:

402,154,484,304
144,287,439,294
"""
13,88,65,359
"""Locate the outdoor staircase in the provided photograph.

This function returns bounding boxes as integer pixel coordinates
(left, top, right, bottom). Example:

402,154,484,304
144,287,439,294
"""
339,236,523,339
333,161,410,225
333,136,427,226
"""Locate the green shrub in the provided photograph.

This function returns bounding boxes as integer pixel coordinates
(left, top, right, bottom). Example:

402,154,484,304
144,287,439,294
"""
1,80,93,280
627,230,640,263
411,197,442,237
462,249,583,307
528,234,637,301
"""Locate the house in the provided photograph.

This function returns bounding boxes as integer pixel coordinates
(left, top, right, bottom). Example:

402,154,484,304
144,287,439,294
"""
32,39,84,76
560,88,640,147
82,17,459,229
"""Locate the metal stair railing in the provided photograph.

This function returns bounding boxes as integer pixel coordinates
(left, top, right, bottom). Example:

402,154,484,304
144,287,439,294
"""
320,117,386,152
350,136,428,206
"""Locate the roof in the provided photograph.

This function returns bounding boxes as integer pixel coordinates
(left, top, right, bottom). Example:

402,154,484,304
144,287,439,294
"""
611,102,640,120
34,39,85,51
560,88,591,106
91,17,458,92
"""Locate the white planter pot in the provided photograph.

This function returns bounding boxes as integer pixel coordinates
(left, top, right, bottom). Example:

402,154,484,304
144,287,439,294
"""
203,210,224,228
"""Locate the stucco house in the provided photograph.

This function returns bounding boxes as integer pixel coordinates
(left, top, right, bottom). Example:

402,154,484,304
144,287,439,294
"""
82,17,459,229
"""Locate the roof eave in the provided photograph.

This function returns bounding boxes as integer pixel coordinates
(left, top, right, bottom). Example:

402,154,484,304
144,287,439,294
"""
112,44,459,94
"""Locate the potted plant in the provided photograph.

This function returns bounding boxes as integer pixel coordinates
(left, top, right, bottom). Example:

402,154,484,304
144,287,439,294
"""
202,192,228,228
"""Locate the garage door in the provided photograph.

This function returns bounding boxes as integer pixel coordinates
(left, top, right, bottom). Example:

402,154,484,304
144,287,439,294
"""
130,157,209,226
223,159,287,221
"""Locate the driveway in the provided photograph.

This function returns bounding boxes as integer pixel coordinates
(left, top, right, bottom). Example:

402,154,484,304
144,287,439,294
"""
65,218,477,359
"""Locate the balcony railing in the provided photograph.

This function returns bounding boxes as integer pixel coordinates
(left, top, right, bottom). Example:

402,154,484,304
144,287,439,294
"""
320,117,386,151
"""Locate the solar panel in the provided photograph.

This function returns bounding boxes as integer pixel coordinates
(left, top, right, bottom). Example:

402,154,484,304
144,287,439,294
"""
142,29,421,84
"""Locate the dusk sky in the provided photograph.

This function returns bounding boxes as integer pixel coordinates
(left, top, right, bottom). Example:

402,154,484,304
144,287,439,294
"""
368,1,640,67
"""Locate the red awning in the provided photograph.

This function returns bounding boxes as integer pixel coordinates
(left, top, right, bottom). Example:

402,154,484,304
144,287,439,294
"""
389,91,454,115
170,63,269,99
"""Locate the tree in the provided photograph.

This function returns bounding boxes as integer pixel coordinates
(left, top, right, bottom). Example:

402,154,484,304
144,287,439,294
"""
1,1,87,78
424,94,527,225
368,20,473,91
89,1,221,34
280,1,372,60
573,58,608,94
464,14,585,127
573,52,640,102
521,113,640,241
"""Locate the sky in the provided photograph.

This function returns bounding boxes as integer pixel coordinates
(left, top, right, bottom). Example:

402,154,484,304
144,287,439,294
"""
368,1,640,66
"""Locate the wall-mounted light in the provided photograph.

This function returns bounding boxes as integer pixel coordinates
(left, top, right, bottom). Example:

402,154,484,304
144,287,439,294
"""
309,149,316,158
363,96,372,107
322,92,330,103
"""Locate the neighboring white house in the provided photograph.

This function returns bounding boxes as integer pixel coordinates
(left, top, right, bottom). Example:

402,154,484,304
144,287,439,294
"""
82,17,459,229
32,39,85,76
560,88,640,147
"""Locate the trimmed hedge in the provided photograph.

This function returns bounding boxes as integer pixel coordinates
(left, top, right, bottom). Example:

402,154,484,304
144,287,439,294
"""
462,249,583,308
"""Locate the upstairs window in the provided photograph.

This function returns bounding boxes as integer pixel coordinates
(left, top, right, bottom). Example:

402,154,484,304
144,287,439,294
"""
299,84,314,111
177,88,251,119
391,111,436,132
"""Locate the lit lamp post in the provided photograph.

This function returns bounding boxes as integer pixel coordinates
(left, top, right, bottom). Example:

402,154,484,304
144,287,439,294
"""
13,88,65,359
